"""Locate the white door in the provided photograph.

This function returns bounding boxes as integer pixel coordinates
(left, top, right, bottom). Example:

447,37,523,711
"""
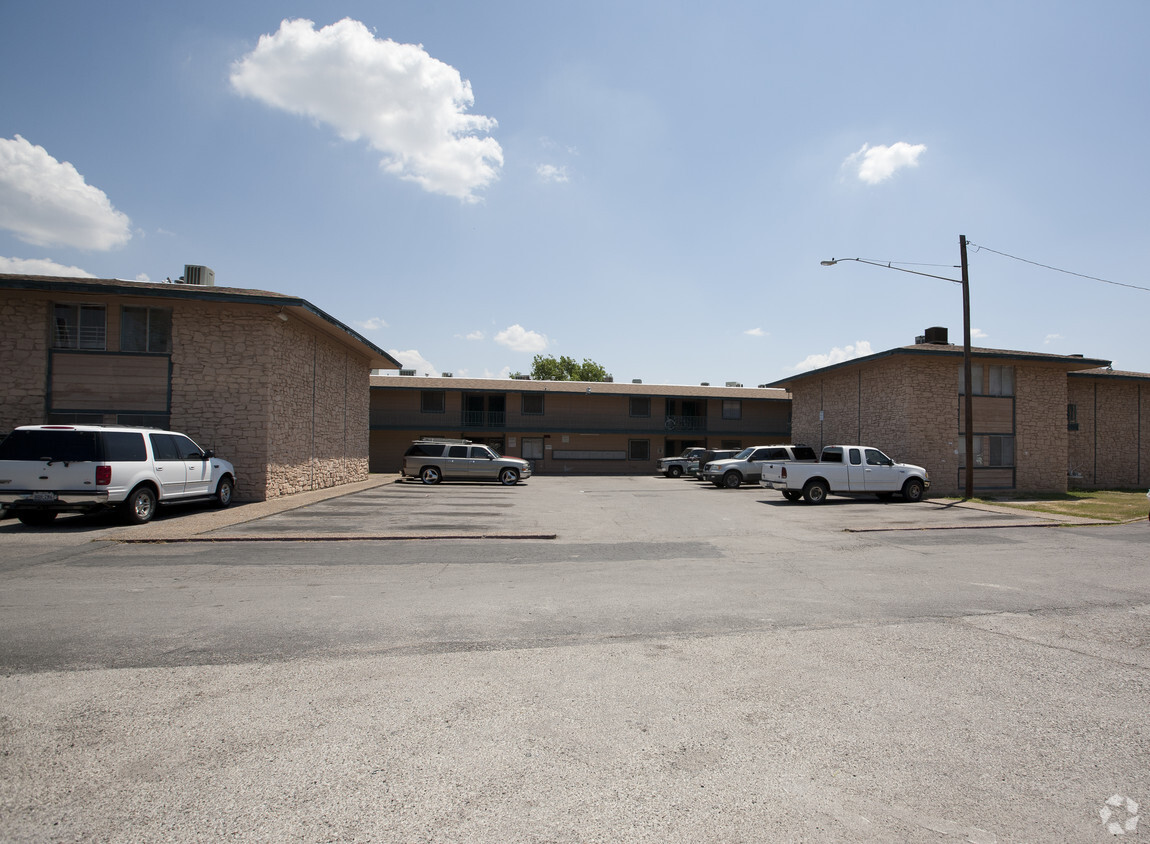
173,434,212,496
148,434,187,497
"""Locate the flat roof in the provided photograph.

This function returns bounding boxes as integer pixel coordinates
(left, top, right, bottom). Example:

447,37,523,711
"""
762,342,1113,389
0,273,401,370
372,374,791,401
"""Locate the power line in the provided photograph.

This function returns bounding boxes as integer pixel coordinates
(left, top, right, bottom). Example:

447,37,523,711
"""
967,241,1150,293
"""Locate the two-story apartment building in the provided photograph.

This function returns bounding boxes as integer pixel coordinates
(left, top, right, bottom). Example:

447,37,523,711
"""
762,327,1142,496
369,375,793,475
0,273,401,500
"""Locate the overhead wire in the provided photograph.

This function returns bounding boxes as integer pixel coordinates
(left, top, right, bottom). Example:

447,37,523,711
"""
966,241,1150,293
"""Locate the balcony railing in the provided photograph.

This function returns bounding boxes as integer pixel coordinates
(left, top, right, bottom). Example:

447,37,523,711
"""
463,410,506,428
662,414,706,432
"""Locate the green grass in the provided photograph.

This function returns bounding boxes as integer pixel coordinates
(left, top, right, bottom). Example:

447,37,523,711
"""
965,489,1150,523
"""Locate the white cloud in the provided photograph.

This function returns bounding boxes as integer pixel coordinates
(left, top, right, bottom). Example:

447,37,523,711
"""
791,340,874,372
0,256,96,277
844,142,926,185
537,164,570,183
388,348,437,375
1044,333,1063,345
463,330,485,340
494,324,549,353
354,317,389,331
231,18,503,203
0,135,132,250
744,327,765,337
972,327,987,340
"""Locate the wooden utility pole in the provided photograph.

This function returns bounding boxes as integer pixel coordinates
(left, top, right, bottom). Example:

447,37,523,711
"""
960,234,974,499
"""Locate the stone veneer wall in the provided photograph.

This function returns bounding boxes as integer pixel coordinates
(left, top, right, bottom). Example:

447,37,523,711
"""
1013,365,1069,493
168,302,276,501
1068,377,1148,489
0,297,49,429
263,316,371,498
789,355,961,494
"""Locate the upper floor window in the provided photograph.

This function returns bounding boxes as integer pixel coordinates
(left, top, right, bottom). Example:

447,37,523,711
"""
959,364,1014,396
121,306,172,352
53,304,106,350
629,396,650,417
421,390,445,413
522,393,544,415
722,399,742,420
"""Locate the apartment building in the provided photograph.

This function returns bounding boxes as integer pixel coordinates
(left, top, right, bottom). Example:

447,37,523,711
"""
0,273,400,500
763,328,1137,496
369,375,793,475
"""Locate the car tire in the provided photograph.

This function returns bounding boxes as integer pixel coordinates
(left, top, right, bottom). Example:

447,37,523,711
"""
214,476,234,508
122,485,158,525
499,468,520,486
420,466,442,485
17,510,57,526
668,465,683,478
902,478,925,502
782,490,802,502
802,479,828,504
723,471,742,489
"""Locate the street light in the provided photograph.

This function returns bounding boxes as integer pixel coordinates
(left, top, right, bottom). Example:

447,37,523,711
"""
821,235,975,499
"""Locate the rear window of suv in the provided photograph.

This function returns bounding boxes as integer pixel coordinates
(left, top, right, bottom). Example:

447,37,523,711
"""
0,429,100,462
405,442,446,457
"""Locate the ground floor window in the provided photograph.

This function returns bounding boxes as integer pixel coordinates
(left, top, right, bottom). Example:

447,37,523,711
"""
629,439,650,460
960,435,1016,467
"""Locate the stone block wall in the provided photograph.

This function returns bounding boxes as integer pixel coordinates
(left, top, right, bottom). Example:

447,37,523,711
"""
1068,377,1149,489
1013,365,1069,493
0,297,49,429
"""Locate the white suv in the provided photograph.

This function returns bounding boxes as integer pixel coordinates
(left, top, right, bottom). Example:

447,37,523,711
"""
0,424,236,526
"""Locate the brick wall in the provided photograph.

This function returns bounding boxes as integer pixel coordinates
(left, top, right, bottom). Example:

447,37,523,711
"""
1068,377,1149,489
1014,365,1069,493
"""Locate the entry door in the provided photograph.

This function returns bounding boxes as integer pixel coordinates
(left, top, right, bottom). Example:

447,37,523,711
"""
521,437,544,470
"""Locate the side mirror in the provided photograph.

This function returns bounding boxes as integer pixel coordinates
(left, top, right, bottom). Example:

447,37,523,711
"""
204,449,215,460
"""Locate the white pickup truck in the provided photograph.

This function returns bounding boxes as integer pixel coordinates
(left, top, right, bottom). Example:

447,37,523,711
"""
760,445,929,504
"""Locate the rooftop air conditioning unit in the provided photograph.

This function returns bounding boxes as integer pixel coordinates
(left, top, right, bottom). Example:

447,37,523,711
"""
441,372,453,377
632,379,642,384
923,326,949,345
399,369,416,376
181,265,215,286
726,381,743,388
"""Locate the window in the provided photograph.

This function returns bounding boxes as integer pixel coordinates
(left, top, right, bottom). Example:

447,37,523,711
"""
629,439,650,460
53,304,106,349
522,393,544,415
722,399,742,420
121,306,172,352
629,396,650,417
1067,403,1079,431
421,391,445,413
447,445,468,457
959,435,1015,467
959,364,1014,396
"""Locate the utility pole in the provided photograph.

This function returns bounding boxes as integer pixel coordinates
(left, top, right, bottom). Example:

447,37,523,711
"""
960,235,974,499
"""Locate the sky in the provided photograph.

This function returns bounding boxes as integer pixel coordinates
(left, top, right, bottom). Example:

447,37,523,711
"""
2,1,1148,386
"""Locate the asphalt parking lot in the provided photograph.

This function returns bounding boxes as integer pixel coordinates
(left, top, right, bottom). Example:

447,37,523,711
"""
2,475,1147,842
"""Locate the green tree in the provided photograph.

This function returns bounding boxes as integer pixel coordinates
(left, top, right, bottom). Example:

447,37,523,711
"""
512,354,611,382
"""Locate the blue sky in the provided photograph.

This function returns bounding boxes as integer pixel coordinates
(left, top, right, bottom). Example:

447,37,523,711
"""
2,1,1148,385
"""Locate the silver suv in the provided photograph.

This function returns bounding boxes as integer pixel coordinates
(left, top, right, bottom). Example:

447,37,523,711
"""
402,438,531,485
0,424,236,525
702,444,817,488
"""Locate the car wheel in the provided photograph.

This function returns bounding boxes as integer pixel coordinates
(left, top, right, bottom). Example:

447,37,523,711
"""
782,490,802,502
122,485,158,525
214,476,234,508
723,471,742,489
802,479,828,504
902,478,925,502
499,468,520,485
17,510,57,526
420,466,442,485
668,465,683,478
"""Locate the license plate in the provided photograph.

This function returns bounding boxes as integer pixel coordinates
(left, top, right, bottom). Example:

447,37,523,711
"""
32,491,57,503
